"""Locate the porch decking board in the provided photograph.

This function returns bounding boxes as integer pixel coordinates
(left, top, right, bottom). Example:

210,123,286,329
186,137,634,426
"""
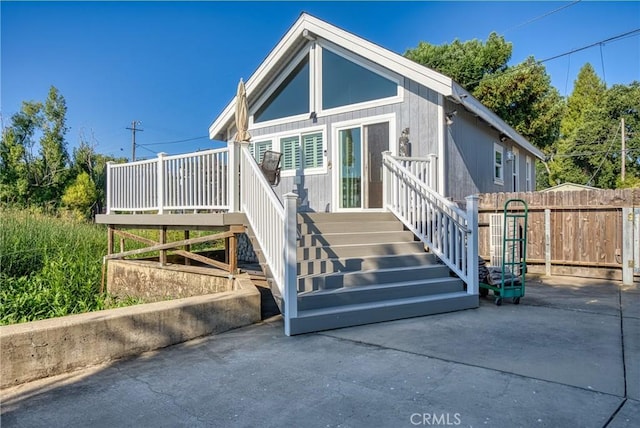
95,213,247,228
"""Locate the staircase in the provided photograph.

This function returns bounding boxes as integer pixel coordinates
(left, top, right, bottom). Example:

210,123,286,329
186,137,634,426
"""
252,212,478,335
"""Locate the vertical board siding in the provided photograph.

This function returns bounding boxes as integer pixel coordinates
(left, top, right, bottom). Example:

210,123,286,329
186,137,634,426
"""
477,189,639,280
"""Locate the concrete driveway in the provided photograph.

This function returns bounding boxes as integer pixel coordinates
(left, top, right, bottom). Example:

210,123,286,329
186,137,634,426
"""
1,276,638,427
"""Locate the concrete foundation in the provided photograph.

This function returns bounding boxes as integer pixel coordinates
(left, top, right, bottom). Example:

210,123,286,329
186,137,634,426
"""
0,275,260,389
107,259,234,302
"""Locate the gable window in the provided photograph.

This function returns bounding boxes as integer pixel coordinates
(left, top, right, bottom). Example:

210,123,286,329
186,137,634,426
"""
525,156,533,191
494,143,504,185
250,140,272,163
254,56,310,123
322,48,398,110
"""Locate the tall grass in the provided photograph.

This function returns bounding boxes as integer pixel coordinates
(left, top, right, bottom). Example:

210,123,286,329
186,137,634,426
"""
0,209,108,325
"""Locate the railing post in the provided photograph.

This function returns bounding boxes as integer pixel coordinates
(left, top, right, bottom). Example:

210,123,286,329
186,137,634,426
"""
106,161,114,214
465,194,479,295
382,151,391,210
227,140,240,212
156,152,166,214
283,192,298,336
428,153,438,191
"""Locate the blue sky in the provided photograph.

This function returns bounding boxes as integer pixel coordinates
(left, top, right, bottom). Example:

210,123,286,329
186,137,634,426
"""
2,1,639,160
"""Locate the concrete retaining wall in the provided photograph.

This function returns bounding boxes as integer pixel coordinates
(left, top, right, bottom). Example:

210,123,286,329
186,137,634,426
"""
0,276,260,389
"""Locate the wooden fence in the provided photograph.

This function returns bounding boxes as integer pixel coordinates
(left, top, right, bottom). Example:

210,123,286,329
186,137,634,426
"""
478,188,640,281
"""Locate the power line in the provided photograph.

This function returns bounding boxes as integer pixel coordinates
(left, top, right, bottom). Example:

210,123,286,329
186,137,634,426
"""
502,0,582,34
138,135,209,147
586,121,621,185
463,28,640,89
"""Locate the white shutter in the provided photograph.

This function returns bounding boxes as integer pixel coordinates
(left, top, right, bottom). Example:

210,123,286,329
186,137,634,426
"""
281,136,300,171
302,132,323,169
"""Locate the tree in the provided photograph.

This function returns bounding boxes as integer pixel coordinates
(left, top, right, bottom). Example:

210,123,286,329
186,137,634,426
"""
0,101,43,204
62,171,97,220
34,86,69,205
405,32,512,92
548,64,607,186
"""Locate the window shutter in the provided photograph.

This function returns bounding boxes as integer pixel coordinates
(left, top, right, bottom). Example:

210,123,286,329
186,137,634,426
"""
281,136,300,170
303,133,323,169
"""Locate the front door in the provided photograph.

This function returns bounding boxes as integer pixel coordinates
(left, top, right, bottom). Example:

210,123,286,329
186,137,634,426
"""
338,122,389,210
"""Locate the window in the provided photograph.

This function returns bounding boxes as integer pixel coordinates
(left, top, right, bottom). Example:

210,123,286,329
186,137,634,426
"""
322,48,397,110
254,56,310,123
250,140,272,163
494,143,504,185
302,132,323,169
512,148,519,192
281,136,301,171
525,156,533,191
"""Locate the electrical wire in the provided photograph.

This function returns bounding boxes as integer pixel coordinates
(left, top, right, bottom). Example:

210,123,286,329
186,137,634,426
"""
502,1,582,34
137,135,209,147
586,121,621,185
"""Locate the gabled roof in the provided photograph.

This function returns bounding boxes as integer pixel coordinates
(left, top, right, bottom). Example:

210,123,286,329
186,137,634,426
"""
209,13,544,160
540,182,600,192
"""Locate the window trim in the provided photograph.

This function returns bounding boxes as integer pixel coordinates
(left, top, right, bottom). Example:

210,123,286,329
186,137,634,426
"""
494,142,504,185
251,125,327,178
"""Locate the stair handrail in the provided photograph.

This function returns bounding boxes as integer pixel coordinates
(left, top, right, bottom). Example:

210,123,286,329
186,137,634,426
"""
383,152,479,294
239,144,298,334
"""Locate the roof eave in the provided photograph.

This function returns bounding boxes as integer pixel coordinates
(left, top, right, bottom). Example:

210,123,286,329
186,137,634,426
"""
450,83,545,160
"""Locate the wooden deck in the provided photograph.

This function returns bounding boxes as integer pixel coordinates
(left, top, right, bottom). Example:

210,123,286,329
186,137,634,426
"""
95,213,247,229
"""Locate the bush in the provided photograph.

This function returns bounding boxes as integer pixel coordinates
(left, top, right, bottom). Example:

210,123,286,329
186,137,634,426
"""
0,209,107,324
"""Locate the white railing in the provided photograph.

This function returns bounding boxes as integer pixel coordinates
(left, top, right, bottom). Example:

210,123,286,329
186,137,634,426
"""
106,149,229,214
396,154,438,190
383,152,479,294
239,144,298,335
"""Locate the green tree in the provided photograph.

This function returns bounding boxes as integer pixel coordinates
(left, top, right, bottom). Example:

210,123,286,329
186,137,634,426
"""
0,101,43,205
34,86,69,206
549,64,607,186
405,32,512,92
62,171,98,220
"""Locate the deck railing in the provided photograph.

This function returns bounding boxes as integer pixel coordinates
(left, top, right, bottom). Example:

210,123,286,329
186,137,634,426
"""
106,149,229,214
239,144,298,335
383,152,479,294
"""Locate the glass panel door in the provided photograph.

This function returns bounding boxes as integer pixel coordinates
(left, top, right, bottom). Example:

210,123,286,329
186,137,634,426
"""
363,122,388,209
338,127,362,209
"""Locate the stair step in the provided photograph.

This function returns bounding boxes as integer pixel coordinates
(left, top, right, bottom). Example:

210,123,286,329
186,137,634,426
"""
298,212,396,223
288,292,478,335
298,277,464,311
299,220,404,234
297,253,437,276
298,242,425,259
298,265,451,291
298,231,415,247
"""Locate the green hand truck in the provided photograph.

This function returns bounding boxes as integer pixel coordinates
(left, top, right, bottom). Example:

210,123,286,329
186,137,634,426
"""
479,198,528,306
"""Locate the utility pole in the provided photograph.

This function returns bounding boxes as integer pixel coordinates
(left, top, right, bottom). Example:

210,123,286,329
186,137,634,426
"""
621,117,626,183
126,120,143,161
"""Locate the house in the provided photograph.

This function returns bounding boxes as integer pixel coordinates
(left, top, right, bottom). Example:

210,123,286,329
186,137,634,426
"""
98,13,543,335
541,182,599,192
209,13,544,208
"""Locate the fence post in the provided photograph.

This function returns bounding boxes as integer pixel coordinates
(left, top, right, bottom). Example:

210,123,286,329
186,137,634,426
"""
106,161,114,214
227,141,240,213
466,194,479,296
428,153,438,191
156,153,166,214
545,208,551,276
622,207,634,285
283,192,298,336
